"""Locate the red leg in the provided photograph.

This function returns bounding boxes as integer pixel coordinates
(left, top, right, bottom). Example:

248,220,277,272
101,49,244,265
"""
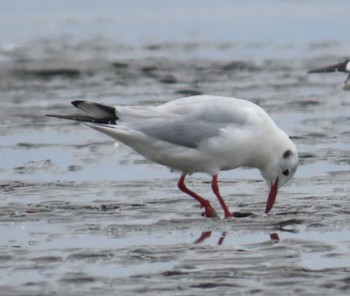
194,231,212,244
218,231,227,245
211,175,232,219
178,174,217,218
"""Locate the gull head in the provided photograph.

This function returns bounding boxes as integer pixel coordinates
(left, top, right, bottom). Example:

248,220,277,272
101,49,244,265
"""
260,138,298,214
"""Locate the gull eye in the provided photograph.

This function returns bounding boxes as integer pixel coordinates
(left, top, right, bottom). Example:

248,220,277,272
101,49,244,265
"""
283,150,292,158
282,169,289,176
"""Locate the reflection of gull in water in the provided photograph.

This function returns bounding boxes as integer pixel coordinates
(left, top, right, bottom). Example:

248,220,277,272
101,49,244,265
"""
193,231,279,245
194,231,227,245
308,60,350,90
47,95,298,219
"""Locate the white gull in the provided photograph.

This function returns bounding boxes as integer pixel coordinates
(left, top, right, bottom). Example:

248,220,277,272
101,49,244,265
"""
47,95,298,219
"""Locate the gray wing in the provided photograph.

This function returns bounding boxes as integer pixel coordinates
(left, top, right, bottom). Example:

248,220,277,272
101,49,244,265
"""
121,98,251,148
137,119,221,148
47,96,256,149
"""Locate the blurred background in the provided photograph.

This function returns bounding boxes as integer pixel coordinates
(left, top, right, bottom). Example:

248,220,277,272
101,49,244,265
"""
1,0,349,46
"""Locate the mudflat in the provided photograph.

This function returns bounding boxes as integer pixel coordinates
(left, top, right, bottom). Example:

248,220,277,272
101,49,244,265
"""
1,16,350,296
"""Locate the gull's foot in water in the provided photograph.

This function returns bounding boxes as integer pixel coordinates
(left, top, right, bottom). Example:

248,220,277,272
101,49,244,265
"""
201,206,219,218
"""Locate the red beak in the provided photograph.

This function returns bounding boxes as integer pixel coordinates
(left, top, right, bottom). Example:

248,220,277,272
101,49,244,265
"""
265,178,279,214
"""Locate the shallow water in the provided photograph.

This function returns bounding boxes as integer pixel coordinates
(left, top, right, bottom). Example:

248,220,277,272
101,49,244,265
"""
1,1,350,295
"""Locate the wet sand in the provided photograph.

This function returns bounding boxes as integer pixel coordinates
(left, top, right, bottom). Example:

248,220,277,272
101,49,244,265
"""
1,31,350,296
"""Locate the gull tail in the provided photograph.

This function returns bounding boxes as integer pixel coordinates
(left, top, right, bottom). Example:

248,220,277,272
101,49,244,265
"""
47,100,119,124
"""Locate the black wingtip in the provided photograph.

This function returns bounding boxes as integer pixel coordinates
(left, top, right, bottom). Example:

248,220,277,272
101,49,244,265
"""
308,60,350,74
71,100,85,107
49,100,118,124
46,114,75,120
46,113,86,121
47,113,108,123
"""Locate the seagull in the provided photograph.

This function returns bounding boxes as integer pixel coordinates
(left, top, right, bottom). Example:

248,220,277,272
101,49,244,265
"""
308,60,350,90
47,95,298,219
